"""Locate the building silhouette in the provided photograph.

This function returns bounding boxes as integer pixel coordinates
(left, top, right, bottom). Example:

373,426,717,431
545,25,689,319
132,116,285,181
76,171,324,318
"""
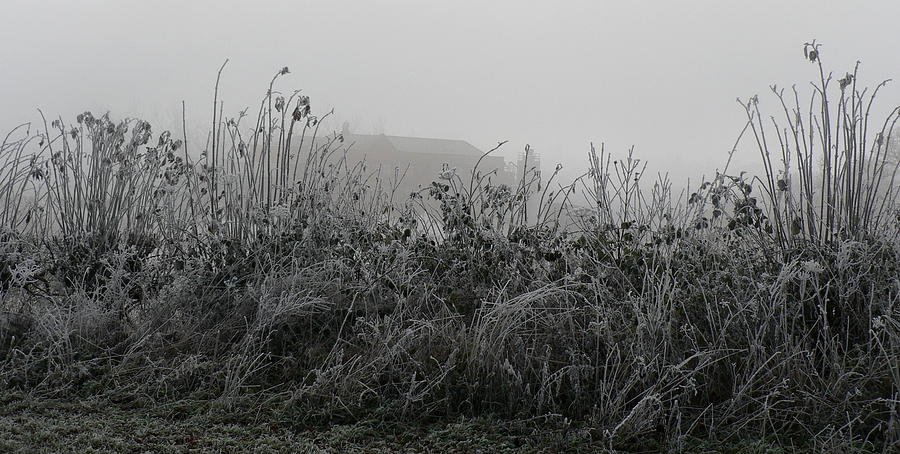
339,122,515,200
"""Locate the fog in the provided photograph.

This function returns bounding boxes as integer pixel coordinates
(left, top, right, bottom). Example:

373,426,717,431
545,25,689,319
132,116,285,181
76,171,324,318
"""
2,0,899,189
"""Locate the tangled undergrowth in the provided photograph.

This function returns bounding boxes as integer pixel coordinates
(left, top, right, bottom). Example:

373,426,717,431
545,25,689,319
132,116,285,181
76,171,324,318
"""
1,43,899,452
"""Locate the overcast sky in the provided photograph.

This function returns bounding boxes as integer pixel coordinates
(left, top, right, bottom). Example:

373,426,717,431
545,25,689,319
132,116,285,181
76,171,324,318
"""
2,0,899,187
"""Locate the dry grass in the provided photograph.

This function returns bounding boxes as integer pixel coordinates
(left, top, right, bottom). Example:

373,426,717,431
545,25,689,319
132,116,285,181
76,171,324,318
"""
0,43,898,453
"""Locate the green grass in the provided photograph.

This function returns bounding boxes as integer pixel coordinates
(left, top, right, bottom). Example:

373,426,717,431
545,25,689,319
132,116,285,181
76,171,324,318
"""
0,393,586,453
0,393,854,454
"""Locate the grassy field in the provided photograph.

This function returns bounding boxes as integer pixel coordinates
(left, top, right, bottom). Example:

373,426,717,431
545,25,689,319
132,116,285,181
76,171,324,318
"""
0,392,848,453
1,45,899,453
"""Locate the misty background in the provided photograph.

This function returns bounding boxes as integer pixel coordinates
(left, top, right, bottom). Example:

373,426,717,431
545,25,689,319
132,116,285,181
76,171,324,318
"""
2,0,899,192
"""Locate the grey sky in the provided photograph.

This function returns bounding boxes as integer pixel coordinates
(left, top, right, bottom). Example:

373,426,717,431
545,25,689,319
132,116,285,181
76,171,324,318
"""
2,0,899,187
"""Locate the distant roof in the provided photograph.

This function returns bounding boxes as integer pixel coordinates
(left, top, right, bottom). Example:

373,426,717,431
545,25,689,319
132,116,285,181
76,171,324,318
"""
342,125,485,158
381,135,484,157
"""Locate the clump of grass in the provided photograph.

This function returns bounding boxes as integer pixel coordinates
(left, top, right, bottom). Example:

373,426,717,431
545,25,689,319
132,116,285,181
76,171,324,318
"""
739,41,900,248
